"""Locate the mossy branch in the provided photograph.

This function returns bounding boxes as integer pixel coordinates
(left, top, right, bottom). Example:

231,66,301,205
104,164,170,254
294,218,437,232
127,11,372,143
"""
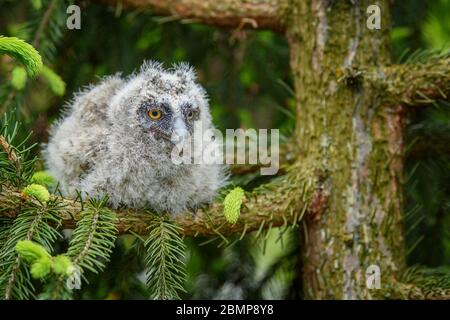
377,267,450,300
230,139,298,175
0,166,320,237
369,56,450,107
97,0,284,32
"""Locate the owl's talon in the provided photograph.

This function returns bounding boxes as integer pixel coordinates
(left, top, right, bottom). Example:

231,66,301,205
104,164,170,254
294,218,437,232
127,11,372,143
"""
189,205,199,216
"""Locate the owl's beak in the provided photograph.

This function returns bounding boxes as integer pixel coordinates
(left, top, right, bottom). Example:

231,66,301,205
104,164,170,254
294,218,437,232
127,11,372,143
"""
171,117,187,144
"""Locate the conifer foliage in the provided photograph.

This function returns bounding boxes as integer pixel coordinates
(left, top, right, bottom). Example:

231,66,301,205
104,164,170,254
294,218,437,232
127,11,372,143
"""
145,215,187,300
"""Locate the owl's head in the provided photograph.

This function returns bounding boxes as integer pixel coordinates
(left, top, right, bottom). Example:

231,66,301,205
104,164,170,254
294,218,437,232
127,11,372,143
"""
109,61,212,149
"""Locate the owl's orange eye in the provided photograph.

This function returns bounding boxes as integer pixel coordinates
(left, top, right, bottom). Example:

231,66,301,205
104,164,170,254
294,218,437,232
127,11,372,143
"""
148,109,162,120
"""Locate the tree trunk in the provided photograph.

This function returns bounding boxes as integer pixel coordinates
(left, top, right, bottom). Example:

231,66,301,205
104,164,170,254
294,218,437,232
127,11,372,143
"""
285,0,406,299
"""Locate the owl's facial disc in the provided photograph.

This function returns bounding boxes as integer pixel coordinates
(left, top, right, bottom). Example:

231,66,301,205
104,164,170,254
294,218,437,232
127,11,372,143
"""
138,101,201,146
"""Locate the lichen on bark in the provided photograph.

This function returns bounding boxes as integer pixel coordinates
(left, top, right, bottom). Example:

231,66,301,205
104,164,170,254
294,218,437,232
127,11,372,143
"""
285,0,406,299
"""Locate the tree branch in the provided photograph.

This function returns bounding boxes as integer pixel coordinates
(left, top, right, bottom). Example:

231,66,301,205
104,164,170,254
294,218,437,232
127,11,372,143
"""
379,268,450,300
369,56,450,107
0,166,319,237
379,281,450,300
230,139,298,175
0,135,20,167
96,0,284,32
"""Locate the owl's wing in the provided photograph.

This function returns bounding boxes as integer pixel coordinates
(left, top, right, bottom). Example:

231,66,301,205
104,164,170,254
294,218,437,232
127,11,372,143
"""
68,75,124,124
43,75,124,194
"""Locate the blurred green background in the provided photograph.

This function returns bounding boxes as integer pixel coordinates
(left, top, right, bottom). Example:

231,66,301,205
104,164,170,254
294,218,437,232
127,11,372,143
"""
0,0,449,299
